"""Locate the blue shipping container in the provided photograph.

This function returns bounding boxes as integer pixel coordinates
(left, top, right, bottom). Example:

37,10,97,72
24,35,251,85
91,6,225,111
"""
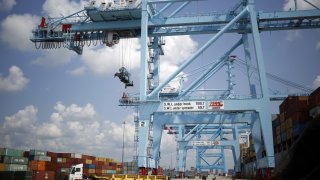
84,164,96,169
293,123,306,137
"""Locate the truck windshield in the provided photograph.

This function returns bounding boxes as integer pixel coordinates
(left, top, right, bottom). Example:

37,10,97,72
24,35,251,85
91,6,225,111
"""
71,167,75,174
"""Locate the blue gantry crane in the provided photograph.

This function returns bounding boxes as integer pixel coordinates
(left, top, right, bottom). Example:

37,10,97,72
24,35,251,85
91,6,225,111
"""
30,0,320,178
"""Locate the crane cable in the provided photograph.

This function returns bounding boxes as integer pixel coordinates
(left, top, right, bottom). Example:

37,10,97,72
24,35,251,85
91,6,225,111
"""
235,57,314,93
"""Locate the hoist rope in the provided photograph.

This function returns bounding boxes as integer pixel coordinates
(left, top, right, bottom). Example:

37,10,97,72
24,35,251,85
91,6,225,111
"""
236,57,314,93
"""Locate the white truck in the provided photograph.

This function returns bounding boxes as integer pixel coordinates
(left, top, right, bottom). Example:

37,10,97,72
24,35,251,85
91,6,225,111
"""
68,164,91,180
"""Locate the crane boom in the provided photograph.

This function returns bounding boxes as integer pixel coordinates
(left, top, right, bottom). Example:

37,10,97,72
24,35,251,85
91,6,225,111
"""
30,2,320,54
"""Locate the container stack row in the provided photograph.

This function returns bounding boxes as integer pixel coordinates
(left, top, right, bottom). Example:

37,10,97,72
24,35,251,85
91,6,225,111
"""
0,148,31,179
0,147,139,180
277,96,311,152
240,87,320,165
309,87,320,119
122,161,138,174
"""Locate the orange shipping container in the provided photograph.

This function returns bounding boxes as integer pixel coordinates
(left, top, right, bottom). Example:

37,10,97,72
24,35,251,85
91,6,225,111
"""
0,163,5,171
29,161,45,171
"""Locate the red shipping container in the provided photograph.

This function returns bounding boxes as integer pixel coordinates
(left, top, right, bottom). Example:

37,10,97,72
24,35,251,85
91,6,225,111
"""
92,160,98,165
32,171,55,180
23,151,30,157
83,155,95,160
309,87,320,109
290,111,312,125
280,96,309,116
45,162,57,171
95,169,102,175
98,161,104,167
47,151,58,158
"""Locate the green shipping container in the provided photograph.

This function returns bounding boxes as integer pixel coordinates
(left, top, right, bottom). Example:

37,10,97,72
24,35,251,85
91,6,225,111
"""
1,156,28,165
14,171,32,180
4,164,28,171
0,171,32,180
29,149,47,156
0,148,24,157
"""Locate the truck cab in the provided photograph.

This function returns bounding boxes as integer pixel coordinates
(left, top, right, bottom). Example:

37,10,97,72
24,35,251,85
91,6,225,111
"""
69,163,89,180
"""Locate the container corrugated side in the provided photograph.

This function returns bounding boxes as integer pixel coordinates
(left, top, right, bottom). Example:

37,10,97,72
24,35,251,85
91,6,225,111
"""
70,153,82,159
281,131,287,142
293,123,306,137
32,170,55,180
0,163,5,171
84,163,96,169
30,155,51,162
0,148,24,157
29,149,47,156
29,161,46,171
309,87,320,108
4,164,28,171
1,156,29,165
286,127,293,139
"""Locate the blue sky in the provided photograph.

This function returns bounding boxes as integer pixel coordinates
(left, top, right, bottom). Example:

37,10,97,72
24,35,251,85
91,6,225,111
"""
0,0,319,169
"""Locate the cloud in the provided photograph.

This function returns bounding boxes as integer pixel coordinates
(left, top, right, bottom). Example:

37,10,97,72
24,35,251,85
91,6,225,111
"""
42,0,86,17
0,66,29,92
32,49,76,67
0,14,40,52
0,106,38,149
313,75,320,89
0,102,138,161
285,30,300,41
67,66,87,75
2,105,37,133
159,36,197,90
283,0,320,11
81,39,140,76
161,36,198,65
316,41,320,50
159,132,177,168
0,102,179,165
0,0,16,12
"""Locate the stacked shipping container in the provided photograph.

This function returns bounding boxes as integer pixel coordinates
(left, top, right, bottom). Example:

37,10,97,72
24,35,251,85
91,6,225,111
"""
309,87,320,118
240,87,320,166
0,148,31,179
239,87,320,179
278,96,311,151
0,147,133,180
123,161,138,174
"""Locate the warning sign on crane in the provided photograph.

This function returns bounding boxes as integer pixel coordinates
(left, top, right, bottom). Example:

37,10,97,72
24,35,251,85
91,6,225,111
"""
163,101,205,112
191,140,221,146
208,101,224,110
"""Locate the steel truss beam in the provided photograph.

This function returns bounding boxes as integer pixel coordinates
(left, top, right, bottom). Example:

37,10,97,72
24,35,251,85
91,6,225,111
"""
29,0,320,175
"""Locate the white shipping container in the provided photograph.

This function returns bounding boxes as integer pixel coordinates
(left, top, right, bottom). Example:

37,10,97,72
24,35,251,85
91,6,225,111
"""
33,155,51,162
71,153,82,159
